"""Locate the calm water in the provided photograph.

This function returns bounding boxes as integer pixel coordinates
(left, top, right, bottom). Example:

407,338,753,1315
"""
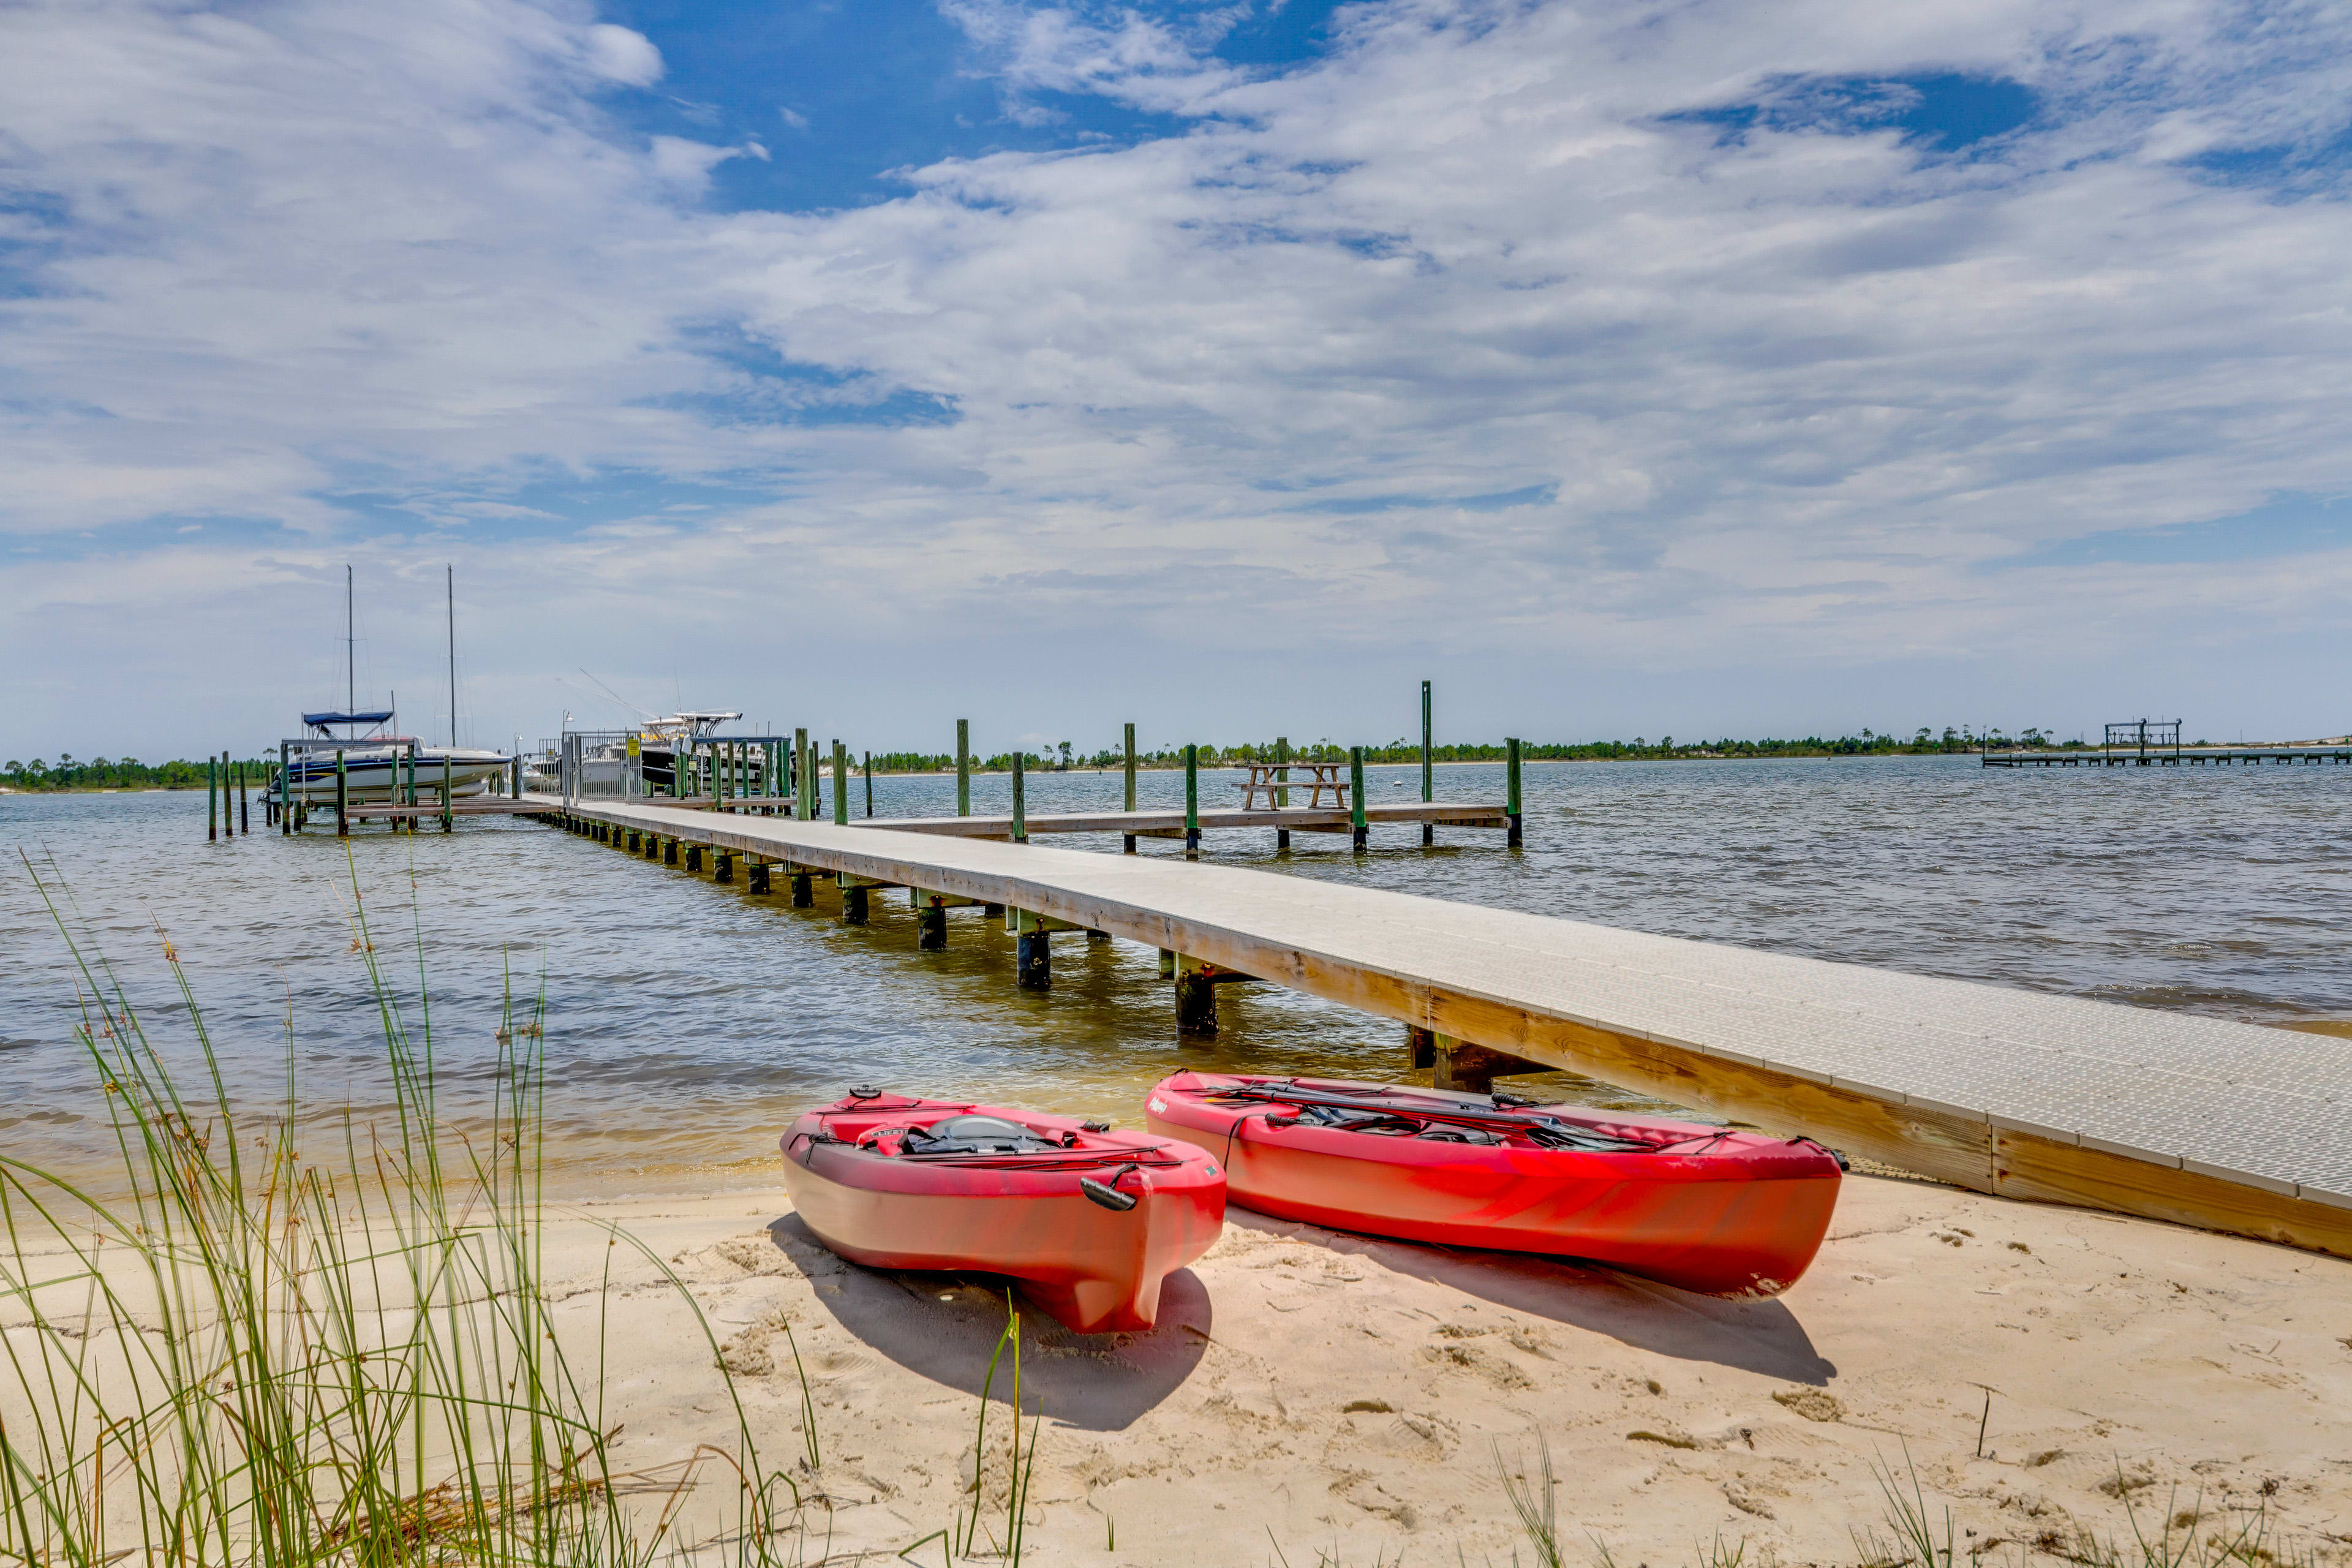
7,756,2350,1194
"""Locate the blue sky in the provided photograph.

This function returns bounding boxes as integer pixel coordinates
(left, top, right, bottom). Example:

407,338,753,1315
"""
5,0,2352,757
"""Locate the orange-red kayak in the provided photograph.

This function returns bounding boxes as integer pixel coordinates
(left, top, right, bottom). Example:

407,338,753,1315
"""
1144,1072,1840,1297
781,1091,1227,1333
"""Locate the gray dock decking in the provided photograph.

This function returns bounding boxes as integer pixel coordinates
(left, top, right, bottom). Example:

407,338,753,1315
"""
537,796,2352,1259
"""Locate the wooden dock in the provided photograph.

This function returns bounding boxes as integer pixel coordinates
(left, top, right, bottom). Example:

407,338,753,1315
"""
538,794,2352,1261
647,797,1509,841
1985,747,2352,767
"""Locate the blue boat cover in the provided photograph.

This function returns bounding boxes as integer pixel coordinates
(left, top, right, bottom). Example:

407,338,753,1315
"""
303,710,395,726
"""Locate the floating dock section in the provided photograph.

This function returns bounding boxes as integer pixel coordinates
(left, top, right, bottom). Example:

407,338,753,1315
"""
537,795,2352,1262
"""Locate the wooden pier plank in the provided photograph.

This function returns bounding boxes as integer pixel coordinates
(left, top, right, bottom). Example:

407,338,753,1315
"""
538,796,2352,1257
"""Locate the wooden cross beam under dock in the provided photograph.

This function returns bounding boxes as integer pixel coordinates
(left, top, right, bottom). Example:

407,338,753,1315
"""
535,794,2352,1262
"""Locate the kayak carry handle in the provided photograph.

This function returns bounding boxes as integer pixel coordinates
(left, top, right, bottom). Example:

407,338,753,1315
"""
1080,1175,1139,1212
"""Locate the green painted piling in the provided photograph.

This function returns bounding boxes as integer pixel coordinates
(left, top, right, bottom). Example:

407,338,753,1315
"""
335,748,348,837
1274,735,1293,850
1183,745,1200,858
1349,746,1367,851
207,755,217,840
1123,722,1139,853
956,719,971,816
832,741,848,826
1507,737,1523,848
1012,751,1027,843
1421,682,1433,801
1421,680,1435,845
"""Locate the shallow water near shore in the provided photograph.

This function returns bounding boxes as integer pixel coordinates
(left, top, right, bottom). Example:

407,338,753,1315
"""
6,755,2350,1194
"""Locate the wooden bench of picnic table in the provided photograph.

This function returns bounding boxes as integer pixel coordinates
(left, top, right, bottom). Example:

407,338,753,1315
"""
1235,760,1349,810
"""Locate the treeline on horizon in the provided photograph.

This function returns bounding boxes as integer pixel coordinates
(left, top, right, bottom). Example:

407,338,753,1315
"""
2,726,2114,791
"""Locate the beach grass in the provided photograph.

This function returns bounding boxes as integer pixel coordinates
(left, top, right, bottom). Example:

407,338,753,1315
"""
2,854,810,1568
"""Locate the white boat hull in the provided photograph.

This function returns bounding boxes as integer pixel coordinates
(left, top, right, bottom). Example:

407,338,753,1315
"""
284,748,509,804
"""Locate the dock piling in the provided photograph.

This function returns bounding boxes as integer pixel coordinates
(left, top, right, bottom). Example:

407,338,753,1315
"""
335,749,348,837
1011,908,1050,989
1275,736,1291,849
280,741,292,835
1174,952,1216,1035
864,751,873,818
832,741,848,826
1421,680,1434,845
440,755,453,832
956,719,970,817
1012,752,1027,843
238,760,249,834
1350,747,1367,851
1506,737,1523,848
1183,745,1200,858
790,867,813,907
916,895,948,950
748,856,771,894
1123,722,1137,853
1407,1025,1436,1069
840,875,869,925
794,728,809,820
207,755,218,841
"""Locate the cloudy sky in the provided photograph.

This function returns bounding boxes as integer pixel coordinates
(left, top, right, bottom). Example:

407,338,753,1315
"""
4,0,2350,760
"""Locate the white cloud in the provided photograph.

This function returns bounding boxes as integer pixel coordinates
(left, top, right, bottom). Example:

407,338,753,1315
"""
7,0,2352,753
581,21,662,86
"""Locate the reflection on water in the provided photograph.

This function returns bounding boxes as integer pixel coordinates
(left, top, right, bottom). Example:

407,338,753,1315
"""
6,756,2348,1194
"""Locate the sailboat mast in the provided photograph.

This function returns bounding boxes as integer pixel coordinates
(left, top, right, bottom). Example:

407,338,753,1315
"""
447,564,456,749
346,564,355,717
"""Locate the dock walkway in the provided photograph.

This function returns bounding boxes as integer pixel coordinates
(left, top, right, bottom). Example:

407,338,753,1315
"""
538,796,2352,1260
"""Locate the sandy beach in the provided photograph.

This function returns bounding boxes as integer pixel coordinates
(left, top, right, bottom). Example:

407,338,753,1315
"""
546,1173,2352,1564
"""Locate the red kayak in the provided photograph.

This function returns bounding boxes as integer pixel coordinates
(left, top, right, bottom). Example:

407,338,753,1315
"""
1143,1072,1841,1297
781,1090,1226,1333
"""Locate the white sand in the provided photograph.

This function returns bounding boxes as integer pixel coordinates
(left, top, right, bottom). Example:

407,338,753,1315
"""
557,1174,2352,1564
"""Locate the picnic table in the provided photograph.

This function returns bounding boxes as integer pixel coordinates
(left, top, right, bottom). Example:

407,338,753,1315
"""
1236,760,1349,809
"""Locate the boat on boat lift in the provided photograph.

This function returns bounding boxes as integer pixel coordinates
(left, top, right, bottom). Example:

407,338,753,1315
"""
279,710,511,804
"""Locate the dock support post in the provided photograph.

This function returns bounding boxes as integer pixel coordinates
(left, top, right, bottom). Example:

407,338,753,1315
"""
1183,745,1200,858
714,848,733,883
1174,953,1216,1035
864,751,873,818
280,741,292,835
664,836,679,865
1349,747,1366,851
238,761,248,834
840,879,867,924
1421,679,1434,845
207,755,219,841
748,857,769,894
684,842,703,872
793,728,809,818
956,720,970,817
790,867,812,907
1408,1025,1436,1069
1158,949,1175,979
440,755,452,832
1012,910,1050,989
832,741,848,826
335,749,348,837
1275,735,1291,848
1430,1035,1545,1094
916,895,947,950
1123,722,1137,853
1506,737,1523,848
1012,752,1027,843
